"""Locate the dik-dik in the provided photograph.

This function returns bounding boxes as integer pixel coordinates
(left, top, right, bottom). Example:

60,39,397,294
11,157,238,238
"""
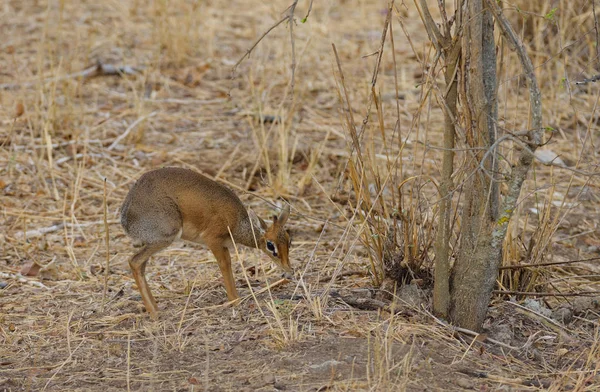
120,167,293,317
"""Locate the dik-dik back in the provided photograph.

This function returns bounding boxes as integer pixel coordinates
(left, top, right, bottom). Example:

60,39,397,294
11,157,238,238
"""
121,167,293,317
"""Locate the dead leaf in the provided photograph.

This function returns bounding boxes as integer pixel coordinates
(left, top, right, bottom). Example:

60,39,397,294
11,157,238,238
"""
20,261,42,276
73,237,87,248
14,101,24,118
339,329,362,338
177,63,211,86
90,264,104,276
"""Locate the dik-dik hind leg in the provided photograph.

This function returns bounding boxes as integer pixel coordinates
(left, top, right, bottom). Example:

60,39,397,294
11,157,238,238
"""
129,242,170,318
209,245,239,301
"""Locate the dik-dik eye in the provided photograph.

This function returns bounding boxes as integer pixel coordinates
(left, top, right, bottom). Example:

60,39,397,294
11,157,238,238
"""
266,240,278,256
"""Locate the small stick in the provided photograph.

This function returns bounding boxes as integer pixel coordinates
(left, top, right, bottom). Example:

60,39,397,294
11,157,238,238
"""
43,122,60,201
330,290,391,312
0,62,142,90
102,178,110,311
0,272,49,289
575,74,600,85
505,301,575,336
424,308,522,350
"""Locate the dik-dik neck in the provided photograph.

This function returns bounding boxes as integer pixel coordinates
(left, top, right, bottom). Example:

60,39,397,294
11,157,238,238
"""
230,212,263,249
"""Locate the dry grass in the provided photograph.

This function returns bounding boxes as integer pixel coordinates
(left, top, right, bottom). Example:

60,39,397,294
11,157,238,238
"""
1,0,599,390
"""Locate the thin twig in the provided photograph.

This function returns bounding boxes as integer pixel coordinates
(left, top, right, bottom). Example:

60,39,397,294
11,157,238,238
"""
107,111,158,151
505,301,575,336
102,178,110,311
494,290,600,297
232,1,300,90
330,290,394,312
13,220,119,239
232,4,294,73
499,256,600,270
302,0,314,22
424,308,522,350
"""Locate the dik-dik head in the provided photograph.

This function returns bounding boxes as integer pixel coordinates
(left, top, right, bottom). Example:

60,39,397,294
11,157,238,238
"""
249,204,293,278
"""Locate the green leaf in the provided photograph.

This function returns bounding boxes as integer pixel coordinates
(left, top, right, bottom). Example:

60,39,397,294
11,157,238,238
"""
560,77,566,88
301,17,307,23
545,7,558,21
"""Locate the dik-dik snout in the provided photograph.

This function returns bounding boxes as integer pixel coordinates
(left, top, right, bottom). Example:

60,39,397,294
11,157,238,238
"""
252,206,293,279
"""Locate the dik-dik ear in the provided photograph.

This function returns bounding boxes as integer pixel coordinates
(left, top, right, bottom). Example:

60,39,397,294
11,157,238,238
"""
275,204,290,226
248,209,266,236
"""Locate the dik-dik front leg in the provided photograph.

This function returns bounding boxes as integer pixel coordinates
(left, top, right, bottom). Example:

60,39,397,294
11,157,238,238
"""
208,244,239,301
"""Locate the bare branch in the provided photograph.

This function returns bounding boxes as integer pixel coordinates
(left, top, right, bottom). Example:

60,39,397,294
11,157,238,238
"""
484,0,543,245
302,0,314,22
486,0,542,145
232,0,301,91
288,0,299,91
232,15,290,73
575,74,600,85
415,0,446,51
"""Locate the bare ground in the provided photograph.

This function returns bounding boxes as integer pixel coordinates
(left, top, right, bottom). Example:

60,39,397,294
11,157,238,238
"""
1,0,600,391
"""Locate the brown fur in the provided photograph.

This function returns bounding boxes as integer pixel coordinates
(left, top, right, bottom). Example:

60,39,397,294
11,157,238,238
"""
120,167,292,318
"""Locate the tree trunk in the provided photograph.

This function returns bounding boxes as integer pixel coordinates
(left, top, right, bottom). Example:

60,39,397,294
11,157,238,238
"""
450,0,499,331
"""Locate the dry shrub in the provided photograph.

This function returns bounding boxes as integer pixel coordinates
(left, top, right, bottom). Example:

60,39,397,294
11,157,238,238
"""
338,82,436,290
493,0,600,296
